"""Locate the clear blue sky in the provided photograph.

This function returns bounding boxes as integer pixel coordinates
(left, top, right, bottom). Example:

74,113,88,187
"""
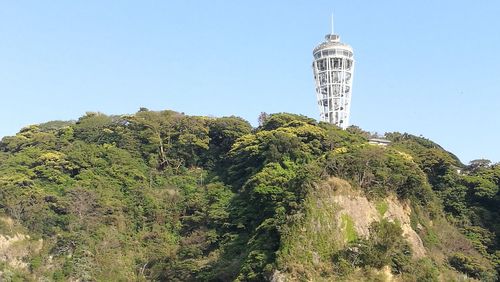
1,1,499,163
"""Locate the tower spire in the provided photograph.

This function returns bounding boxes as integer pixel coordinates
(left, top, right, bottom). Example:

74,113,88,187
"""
331,13,334,35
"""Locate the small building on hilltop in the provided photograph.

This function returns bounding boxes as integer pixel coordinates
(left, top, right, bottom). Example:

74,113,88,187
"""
368,138,391,146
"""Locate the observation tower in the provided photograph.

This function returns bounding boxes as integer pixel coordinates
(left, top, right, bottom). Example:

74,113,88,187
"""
312,23,355,129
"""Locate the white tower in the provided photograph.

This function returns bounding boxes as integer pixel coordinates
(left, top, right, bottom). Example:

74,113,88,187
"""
312,25,355,129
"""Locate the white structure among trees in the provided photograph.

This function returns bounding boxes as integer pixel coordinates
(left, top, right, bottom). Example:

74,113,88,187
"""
312,29,355,129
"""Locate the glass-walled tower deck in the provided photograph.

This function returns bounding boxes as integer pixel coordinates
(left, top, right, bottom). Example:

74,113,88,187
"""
312,33,355,129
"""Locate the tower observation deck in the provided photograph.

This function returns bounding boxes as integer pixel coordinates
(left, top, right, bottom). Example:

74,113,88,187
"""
312,30,355,129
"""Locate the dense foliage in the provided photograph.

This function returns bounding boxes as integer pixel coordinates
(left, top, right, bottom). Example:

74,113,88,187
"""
0,110,498,281
386,133,500,278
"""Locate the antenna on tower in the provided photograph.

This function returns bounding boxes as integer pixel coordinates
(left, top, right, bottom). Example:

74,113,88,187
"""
331,12,334,34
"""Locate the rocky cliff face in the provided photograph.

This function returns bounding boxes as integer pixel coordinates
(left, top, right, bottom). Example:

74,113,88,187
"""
333,185,426,258
276,177,484,281
0,217,43,280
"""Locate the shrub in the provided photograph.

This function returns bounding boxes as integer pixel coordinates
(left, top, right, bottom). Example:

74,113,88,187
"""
448,252,493,280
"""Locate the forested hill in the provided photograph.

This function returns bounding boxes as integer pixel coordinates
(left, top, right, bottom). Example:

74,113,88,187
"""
0,109,498,281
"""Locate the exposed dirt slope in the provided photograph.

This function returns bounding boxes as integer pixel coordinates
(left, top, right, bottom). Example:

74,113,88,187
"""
0,217,43,279
333,183,426,258
276,177,473,281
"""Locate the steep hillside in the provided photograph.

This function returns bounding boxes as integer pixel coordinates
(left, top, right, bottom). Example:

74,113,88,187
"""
0,109,498,281
276,178,491,281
